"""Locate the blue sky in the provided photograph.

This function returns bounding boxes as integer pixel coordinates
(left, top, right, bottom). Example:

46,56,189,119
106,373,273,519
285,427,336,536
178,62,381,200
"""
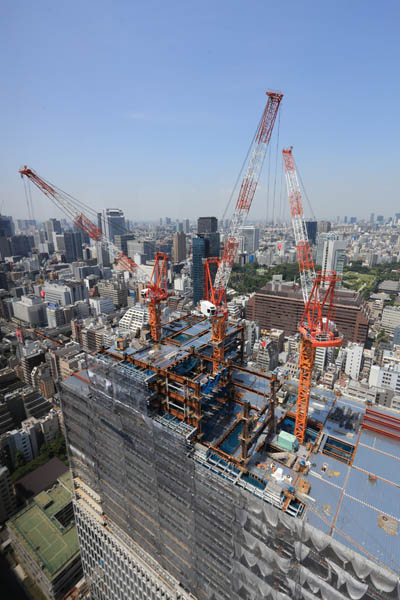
0,0,399,222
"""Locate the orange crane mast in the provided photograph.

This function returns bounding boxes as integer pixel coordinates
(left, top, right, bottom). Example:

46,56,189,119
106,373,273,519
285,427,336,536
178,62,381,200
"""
19,167,168,343
282,148,342,443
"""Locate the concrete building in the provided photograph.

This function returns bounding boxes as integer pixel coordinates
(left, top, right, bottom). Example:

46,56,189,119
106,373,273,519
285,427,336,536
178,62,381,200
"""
7,472,82,600
89,296,115,315
381,306,400,336
98,277,128,308
43,281,88,307
246,282,369,345
0,465,16,523
345,342,364,380
255,338,278,372
13,295,47,326
119,304,149,333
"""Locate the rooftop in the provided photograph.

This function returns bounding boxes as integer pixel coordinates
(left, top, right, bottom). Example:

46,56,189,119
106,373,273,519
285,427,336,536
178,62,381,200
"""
62,311,400,576
8,471,79,580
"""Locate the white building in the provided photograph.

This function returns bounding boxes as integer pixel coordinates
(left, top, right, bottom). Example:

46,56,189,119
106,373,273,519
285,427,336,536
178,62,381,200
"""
89,296,115,316
370,363,400,395
345,343,364,380
119,305,149,334
12,295,47,326
314,347,327,372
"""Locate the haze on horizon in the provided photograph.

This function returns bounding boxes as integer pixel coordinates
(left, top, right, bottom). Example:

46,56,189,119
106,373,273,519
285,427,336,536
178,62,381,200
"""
0,0,398,224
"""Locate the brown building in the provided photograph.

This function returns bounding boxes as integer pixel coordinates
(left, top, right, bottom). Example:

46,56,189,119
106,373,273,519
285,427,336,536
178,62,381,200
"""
172,231,186,263
246,282,369,345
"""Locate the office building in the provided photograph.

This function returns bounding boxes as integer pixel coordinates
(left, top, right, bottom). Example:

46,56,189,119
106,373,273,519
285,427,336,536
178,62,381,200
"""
317,220,331,233
321,239,347,286
114,232,136,255
98,277,128,308
305,220,317,245
183,218,190,233
89,296,115,315
197,216,218,233
10,234,34,257
0,215,14,237
64,231,83,263
43,281,89,306
45,218,61,240
7,472,82,600
172,231,186,263
238,226,260,253
118,304,149,333
127,239,155,264
103,208,125,242
246,281,369,344
13,295,47,326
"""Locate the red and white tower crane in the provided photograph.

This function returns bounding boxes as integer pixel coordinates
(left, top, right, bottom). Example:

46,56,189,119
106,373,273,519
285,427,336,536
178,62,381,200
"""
282,148,342,444
19,167,168,343
204,91,283,374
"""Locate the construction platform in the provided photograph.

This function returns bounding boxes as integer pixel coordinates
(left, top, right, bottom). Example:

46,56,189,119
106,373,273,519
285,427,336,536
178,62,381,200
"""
61,313,400,599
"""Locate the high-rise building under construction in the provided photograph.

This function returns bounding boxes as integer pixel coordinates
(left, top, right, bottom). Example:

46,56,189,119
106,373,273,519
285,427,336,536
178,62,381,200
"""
61,313,400,600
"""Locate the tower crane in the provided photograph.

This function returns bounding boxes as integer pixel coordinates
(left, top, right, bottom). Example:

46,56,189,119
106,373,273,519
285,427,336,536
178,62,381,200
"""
203,91,283,374
282,148,342,444
19,167,168,343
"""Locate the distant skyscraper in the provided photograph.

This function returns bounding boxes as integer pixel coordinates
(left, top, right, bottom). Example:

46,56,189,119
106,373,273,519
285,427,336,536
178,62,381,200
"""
114,233,136,255
45,218,61,240
370,213,375,224
192,236,207,306
350,217,356,224
97,212,103,233
305,221,317,245
238,226,260,253
103,208,125,242
173,232,186,263
197,216,218,234
344,216,348,224
377,215,384,224
0,215,14,237
183,219,190,233
64,231,83,263
321,239,347,287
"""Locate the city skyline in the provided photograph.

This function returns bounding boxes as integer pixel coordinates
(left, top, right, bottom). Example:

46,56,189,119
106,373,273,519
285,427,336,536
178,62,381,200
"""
1,1,399,221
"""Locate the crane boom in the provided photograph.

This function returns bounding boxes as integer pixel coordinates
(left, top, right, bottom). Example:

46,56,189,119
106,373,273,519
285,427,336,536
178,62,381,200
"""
211,91,283,304
19,166,169,342
282,148,315,304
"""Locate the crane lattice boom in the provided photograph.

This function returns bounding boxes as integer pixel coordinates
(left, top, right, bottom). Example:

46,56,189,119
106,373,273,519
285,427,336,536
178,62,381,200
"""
282,147,315,305
211,92,283,303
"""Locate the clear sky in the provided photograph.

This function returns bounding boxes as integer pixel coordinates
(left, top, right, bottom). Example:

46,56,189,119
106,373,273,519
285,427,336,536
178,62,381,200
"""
0,0,399,223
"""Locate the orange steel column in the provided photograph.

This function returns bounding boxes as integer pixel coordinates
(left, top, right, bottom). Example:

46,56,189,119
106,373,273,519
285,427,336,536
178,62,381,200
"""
211,314,226,375
294,338,315,444
149,302,161,343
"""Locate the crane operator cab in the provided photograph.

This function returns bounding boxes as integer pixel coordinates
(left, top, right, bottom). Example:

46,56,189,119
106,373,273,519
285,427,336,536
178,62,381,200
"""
200,300,216,317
